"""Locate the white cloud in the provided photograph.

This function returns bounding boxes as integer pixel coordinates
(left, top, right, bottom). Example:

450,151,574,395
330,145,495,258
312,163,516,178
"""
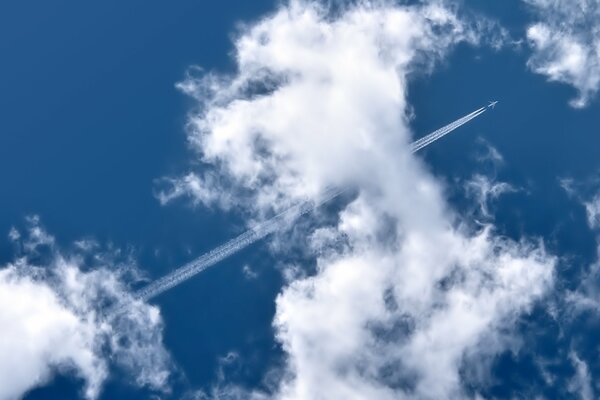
155,173,229,209
524,0,600,108
554,181,600,399
275,205,552,399
0,264,103,400
559,176,600,230
174,0,480,212
465,174,516,218
242,264,259,280
465,142,516,218
474,138,505,169
174,1,556,398
0,220,171,400
584,194,600,230
7,227,20,242
568,352,593,400
559,178,600,313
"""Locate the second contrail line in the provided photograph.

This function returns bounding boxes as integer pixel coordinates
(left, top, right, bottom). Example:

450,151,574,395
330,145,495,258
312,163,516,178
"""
130,104,492,303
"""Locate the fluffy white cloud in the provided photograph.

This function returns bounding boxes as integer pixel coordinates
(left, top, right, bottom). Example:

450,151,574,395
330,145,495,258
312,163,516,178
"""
0,220,171,400
170,0,480,212
174,1,556,398
275,201,552,399
524,0,600,108
0,264,103,400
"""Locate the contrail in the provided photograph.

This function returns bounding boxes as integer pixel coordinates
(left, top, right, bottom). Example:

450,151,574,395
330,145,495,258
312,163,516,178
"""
132,186,344,302
410,106,487,153
126,104,491,304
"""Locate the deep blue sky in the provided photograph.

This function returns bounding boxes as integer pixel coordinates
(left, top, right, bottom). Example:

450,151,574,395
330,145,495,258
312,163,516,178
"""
0,1,280,398
2,1,600,399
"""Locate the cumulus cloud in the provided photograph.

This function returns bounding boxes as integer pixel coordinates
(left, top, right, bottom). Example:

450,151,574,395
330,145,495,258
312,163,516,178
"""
172,0,481,212
275,205,552,399
524,0,600,108
172,1,556,398
0,219,171,400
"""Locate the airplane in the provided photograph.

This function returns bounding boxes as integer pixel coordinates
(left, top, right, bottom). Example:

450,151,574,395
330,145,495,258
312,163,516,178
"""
488,100,499,109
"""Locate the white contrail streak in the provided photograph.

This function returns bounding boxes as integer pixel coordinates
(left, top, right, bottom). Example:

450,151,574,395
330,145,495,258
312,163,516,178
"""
127,104,490,304
132,186,345,302
410,107,486,153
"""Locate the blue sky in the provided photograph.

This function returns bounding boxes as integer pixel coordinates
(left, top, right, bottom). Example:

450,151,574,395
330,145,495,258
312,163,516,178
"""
2,1,600,399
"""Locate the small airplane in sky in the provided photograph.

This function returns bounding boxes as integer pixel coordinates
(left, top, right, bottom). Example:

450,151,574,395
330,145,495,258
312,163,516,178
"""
488,100,499,109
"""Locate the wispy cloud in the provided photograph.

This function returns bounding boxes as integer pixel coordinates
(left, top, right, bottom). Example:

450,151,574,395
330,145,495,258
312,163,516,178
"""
568,352,594,400
584,194,600,230
559,175,600,230
465,174,516,218
0,219,172,399
524,0,600,108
